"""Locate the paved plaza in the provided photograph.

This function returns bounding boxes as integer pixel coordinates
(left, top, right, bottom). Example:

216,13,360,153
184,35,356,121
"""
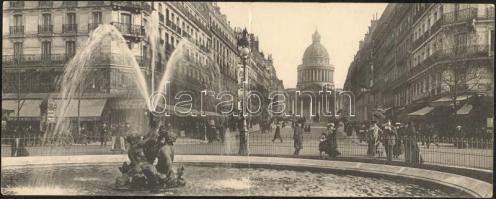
2,126,492,170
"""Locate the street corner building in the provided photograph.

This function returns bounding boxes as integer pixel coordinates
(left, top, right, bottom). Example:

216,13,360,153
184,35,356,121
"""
1,1,284,136
343,4,494,137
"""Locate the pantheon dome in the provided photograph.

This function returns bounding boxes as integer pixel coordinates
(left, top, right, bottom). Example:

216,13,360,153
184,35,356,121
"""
297,30,334,89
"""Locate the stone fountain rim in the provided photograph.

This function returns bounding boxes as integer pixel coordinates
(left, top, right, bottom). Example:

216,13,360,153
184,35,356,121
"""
1,155,492,198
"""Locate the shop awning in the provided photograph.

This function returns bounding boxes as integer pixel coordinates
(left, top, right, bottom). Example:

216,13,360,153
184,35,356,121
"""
54,99,106,118
2,100,42,120
408,106,435,116
431,95,472,106
456,103,473,115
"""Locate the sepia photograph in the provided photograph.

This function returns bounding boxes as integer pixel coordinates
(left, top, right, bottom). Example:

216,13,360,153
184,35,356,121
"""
1,1,494,197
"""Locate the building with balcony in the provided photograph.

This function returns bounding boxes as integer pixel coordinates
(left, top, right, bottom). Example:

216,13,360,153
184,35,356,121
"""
344,3,494,136
2,1,283,137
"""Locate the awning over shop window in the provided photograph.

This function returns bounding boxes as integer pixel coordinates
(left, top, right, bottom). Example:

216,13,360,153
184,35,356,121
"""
408,106,435,116
2,100,42,120
53,99,106,118
456,103,473,115
430,95,472,106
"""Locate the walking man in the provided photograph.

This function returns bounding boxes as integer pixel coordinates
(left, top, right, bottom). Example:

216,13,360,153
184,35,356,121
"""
293,121,303,156
272,120,283,143
110,123,117,150
100,122,109,147
382,120,396,161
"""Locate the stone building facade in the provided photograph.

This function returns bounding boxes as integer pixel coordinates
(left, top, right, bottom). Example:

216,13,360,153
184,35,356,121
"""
344,3,494,136
1,1,283,135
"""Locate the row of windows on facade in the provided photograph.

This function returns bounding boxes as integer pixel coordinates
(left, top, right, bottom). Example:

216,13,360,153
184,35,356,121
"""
413,5,443,41
12,12,102,28
12,41,76,59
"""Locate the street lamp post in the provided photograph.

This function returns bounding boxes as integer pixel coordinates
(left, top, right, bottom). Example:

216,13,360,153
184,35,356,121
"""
237,28,250,156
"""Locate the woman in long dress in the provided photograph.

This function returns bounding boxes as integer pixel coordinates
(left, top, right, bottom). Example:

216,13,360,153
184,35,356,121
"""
326,122,341,158
293,121,303,156
404,121,423,164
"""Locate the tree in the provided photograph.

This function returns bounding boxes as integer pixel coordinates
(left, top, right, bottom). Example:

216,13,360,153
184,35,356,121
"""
440,35,488,126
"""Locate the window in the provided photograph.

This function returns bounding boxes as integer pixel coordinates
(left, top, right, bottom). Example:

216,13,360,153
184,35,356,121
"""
42,13,51,26
490,30,494,53
66,41,76,59
41,41,51,61
13,42,23,62
67,13,76,24
166,9,169,21
456,33,468,48
92,12,102,24
14,14,23,26
121,13,132,33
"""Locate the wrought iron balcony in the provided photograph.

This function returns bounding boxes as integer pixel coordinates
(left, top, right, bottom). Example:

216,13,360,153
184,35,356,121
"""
38,25,53,34
39,1,53,8
9,1,24,9
111,22,143,38
87,1,105,6
62,24,78,34
9,26,24,36
442,8,477,25
63,1,78,7
2,54,68,66
88,23,102,32
413,19,442,49
408,45,491,77
111,2,143,14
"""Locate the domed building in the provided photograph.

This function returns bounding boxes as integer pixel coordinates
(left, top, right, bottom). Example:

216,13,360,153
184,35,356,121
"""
297,30,334,89
285,30,336,121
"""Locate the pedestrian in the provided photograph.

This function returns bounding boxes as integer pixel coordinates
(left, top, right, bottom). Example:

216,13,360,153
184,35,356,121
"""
218,117,226,143
382,120,396,161
359,124,367,143
118,122,127,151
404,121,423,164
207,119,216,143
325,122,340,158
293,121,303,156
272,120,283,143
455,125,465,149
10,127,19,157
110,123,117,150
100,122,109,147
79,125,88,146
367,121,381,156
393,122,404,158
319,132,327,159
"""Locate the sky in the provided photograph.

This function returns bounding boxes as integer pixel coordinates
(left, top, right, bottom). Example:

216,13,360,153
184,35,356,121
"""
217,2,387,88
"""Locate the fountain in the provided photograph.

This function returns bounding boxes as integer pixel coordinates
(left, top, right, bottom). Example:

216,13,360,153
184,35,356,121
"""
51,24,152,139
44,20,199,191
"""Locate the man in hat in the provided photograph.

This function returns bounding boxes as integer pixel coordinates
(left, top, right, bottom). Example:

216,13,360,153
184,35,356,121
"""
325,122,340,158
293,120,304,156
382,120,396,161
393,122,404,158
272,120,283,143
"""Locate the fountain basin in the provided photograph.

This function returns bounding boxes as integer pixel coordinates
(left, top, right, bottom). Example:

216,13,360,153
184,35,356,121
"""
1,155,492,197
